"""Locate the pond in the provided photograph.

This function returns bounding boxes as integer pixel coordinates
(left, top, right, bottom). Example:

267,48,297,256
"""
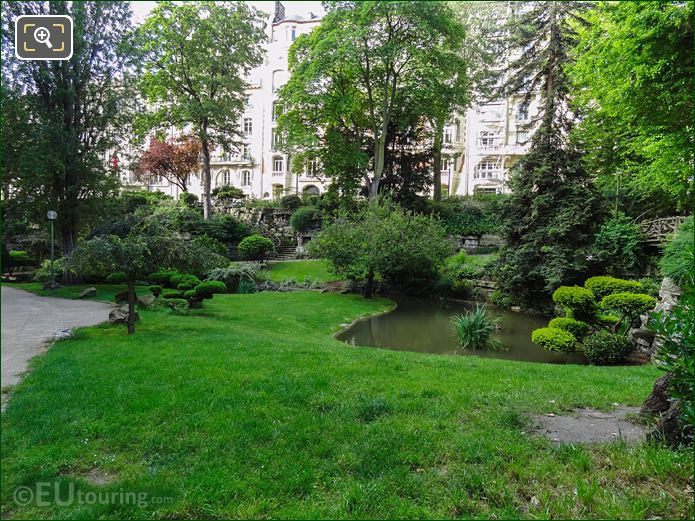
336,296,589,365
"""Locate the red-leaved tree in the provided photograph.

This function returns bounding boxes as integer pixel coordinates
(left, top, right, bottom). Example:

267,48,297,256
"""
138,135,201,192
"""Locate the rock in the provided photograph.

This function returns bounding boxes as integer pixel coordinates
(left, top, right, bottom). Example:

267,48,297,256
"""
114,289,129,304
640,372,675,416
78,287,97,299
109,307,139,325
646,400,693,447
510,306,522,312
54,328,72,341
137,294,156,308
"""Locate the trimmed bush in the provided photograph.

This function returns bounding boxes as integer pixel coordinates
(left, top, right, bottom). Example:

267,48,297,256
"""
583,330,632,365
162,289,185,299
171,274,201,291
105,271,127,284
148,269,180,287
279,194,302,210
532,327,576,352
159,298,189,313
548,317,590,341
600,292,656,321
597,314,620,326
552,286,596,321
193,281,227,299
289,207,323,232
584,276,643,300
238,234,274,261
148,285,163,297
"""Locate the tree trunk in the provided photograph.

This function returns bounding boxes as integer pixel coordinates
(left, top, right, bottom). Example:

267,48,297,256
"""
127,279,136,335
364,267,375,299
200,126,212,220
432,118,444,202
370,134,387,199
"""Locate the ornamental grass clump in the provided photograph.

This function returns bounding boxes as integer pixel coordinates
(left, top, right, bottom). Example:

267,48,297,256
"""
451,305,500,351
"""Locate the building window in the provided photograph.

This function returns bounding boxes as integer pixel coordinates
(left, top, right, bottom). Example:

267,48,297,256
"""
474,161,499,180
288,25,297,41
272,157,284,175
516,104,529,122
243,118,252,137
444,127,454,144
475,186,499,194
272,103,283,122
241,170,252,186
480,131,498,147
241,144,251,159
272,130,283,150
220,170,232,186
516,130,530,144
442,158,452,173
307,159,319,177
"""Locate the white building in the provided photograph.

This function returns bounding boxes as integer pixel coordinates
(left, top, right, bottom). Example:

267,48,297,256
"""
124,2,537,200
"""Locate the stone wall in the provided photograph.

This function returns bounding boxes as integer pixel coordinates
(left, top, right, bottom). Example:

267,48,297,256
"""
458,234,503,253
629,277,681,360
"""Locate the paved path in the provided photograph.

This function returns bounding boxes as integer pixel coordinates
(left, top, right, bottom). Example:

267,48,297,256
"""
1,286,113,388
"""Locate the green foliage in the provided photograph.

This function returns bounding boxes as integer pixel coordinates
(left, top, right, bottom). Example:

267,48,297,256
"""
174,275,201,291
637,277,661,299
212,186,245,202
206,263,260,292
569,1,694,209
279,194,302,210
597,314,620,327
309,198,454,296
193,281,227,299
179,192,199,208
659,217,694,288
650,287,695,440
583,330,632,366
148,269,180,287
193,234,228,257
548,317,590,342
147,285,162,297
590,217,646,277
451,305,500,351
289,207,323,233
159,297,189,314
162,289,185,300
531,327,577,352
105,272,127,284
600,293,657,322
552,286,597,321
584,276,644,301
489,290,514,310
238,234,274,261
236,280,257,294
431,195,505,237
33,258,70,283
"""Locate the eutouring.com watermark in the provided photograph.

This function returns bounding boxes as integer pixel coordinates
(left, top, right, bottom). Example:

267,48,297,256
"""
13,482,174,508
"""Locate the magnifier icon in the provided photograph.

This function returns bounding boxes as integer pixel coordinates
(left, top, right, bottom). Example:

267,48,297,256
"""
34,26,52,48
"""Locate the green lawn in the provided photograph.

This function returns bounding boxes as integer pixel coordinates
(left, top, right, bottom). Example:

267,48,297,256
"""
4,282,147,303
1,292,691,519
266,259,340,283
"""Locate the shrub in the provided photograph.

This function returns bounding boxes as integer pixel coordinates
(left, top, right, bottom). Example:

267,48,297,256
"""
279,194,302,210
490,290,514,309
193,280,227,299
33,258,70,282
548,317,590,341
289,207,323,232
659,216,694,287
600,292,656,322
212,185,245,202
450,278,473,298
552,286,596,321
183,289,196,300
584,276,643,300
451,305,500,350
597,314,620,326
238,234,274,261
637,277,661,298
195,214,248,243
162,289,185,299
159,297,189,314
105,271,127,284
170,273,201,289
180,192,199,208
206,263,259,292
237,279,257,294
193,234,228,257
583,330,632,365
148,269,180,287
590,216,646,277
531,327,577,352
148,285,162,297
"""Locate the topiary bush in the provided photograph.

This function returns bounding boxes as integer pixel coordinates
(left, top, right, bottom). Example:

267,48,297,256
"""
162,289,185,299
105,271,127,284
170,273,201,291
548,317,590,341
531,327,577,352
600,292,656,324
148,285,162,297
289,207,323,232
148,269,180,287
552,286,597,321
583,330,632,365
280,194,302,210
238,234,274,261
193,280,227,299
584,276,643,300
159,297,189,314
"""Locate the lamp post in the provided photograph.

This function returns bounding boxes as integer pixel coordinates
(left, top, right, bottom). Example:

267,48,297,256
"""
47,210,57,289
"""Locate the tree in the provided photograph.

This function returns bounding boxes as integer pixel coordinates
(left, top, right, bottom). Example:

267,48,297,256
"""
280,1,467,198
569,1,694,212
309,198,454,297
1,1,135,265
494,2,603,308
137,135,201,192
137,1,266,219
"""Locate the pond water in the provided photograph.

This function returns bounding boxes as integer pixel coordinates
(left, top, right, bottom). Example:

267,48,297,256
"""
336,296,589,365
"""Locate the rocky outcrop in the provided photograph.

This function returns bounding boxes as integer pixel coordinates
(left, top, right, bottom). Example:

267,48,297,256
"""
109,307,139,325
629,278,681,360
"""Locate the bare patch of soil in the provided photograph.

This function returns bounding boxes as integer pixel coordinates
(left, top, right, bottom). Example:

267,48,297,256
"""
533,406,646,443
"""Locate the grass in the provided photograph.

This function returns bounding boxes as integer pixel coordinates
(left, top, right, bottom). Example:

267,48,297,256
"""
266,259,340,283
1,292,692,519
451,304,501,350
4,282,149,303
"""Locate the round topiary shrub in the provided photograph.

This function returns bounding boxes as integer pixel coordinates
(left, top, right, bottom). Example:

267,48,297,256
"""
583,330,633,365
105,271,127,284
193,281,227,299
159,297,189,314
531,327,577,352
584,276,643,300
170,274,201,291
600,292,657,321
547,317,590,341
162,289,185,299
289,207,323,232
279,194,302,210
180,192,199,208
148,285,162,297
148,269,180,287
597,314,620,326
552,286,596,321
238,234,274,261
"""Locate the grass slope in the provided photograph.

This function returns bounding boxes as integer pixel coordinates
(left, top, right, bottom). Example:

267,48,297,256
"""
1,292,691,519
5,283,148,303
266,259,339,283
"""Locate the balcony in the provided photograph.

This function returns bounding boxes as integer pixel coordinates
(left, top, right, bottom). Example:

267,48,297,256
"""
212,154,253,165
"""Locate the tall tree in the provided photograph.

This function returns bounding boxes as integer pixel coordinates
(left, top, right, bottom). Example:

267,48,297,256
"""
495,2,603,307
137,1,265,219
1,1,134,262
137,135,201,193
568,1,694,213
